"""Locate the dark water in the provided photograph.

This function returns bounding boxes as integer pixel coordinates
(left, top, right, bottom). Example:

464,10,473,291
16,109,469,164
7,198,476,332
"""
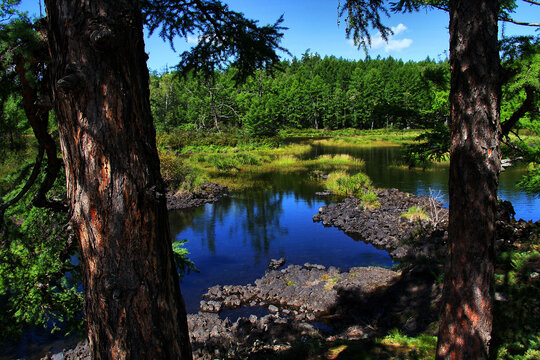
172,146,539,314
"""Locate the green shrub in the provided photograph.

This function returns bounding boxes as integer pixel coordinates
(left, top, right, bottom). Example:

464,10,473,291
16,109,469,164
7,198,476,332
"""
358,190,380,209
325,171,373,197
401,206,429,222
517,166,540,194
0,170,83,341
379,329,437,359
492,226,540,359
172,240,198,278
159,151,208,191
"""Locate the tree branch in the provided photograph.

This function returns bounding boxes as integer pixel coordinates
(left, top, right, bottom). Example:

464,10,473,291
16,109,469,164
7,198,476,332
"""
500,85,538,137
501,18,540,27
0,147,44,232
15,56,67,213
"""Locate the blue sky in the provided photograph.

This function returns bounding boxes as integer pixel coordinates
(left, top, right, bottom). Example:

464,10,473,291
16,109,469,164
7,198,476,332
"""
17,0,540,72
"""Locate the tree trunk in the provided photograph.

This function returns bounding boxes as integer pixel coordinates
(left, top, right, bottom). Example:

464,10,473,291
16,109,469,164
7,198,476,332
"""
436,0,501,359
44,1,192,359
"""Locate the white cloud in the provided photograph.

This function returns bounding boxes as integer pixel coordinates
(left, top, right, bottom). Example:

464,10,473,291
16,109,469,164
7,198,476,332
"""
386,38,413,51
353,23,413,53
391,23,407,36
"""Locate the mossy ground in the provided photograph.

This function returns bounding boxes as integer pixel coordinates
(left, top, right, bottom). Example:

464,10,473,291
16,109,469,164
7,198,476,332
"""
157,128,409,193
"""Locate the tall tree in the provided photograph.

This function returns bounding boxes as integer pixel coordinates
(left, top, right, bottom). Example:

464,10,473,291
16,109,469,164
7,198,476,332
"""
436,0,501,358
42,0,285,358
44,1,193,358
339,0,537,358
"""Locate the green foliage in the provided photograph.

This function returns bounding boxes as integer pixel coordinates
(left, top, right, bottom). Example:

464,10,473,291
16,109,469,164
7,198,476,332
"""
0,18,41,158
325,170,372,198
192,152,265,171
171,240,198,278
492,225,540,359
149,56,451,135
403,122,450,168
0,0,22,22
401,205,429,221
400,37,538,173
314,154,365,168
358,190,380,209
517,166,540,194
504,136,540,195
497,334,540,360
159,151,208,191
142,0,289,83
0,168,83,341
379,329,437,359
337,172,372,196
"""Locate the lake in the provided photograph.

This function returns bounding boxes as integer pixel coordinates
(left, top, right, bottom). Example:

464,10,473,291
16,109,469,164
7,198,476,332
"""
3,145,538,359
172,145,539,313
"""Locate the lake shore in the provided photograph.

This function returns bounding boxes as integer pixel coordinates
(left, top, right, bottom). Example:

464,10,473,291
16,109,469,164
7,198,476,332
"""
29,130,540,359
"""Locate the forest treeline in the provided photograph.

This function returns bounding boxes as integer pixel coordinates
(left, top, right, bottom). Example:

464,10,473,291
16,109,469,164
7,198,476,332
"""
150,54,450,136
148,51,537,137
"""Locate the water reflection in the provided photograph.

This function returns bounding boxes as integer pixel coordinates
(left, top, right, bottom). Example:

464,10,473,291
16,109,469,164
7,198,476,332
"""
309,144,538,220
172,145,539,314
172,189,394,313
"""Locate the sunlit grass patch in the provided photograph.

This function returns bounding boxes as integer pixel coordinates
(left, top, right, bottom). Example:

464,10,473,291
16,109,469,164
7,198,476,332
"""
358,190,380,209
325,170,349,195
378,329,437,359
325,170,373,198
271,155,299,167
314,154,365,167
285,278,297,287
0,146,38,196
314,138,403,148
159,151,209,191
209,173,271,192
401,206,429,222
319,273,340,291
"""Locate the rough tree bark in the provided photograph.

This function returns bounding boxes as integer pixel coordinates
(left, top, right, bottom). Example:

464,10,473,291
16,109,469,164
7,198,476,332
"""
44,1,192,358
436,0,501,359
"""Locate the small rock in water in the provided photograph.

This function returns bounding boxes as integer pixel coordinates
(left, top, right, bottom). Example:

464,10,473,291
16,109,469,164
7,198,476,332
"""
268,304,279,313
267,257,286,270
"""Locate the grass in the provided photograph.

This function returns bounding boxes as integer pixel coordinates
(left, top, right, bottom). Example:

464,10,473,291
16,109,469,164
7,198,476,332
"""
401,206,430,222
0,142,38,197
324,171,372,198
280,128,423,145
379,329,437,359
285,279,297,287
320,274,341,291
155,128,449,195
276,330,438,359
358,190,380,209
313,154,365,168
270,155,300,168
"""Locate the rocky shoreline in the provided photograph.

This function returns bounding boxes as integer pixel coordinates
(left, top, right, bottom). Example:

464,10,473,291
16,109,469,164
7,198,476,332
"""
50,261,442,360
43,187,538,359
187,262,440,359
166,182,229,210
313,188,449,260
